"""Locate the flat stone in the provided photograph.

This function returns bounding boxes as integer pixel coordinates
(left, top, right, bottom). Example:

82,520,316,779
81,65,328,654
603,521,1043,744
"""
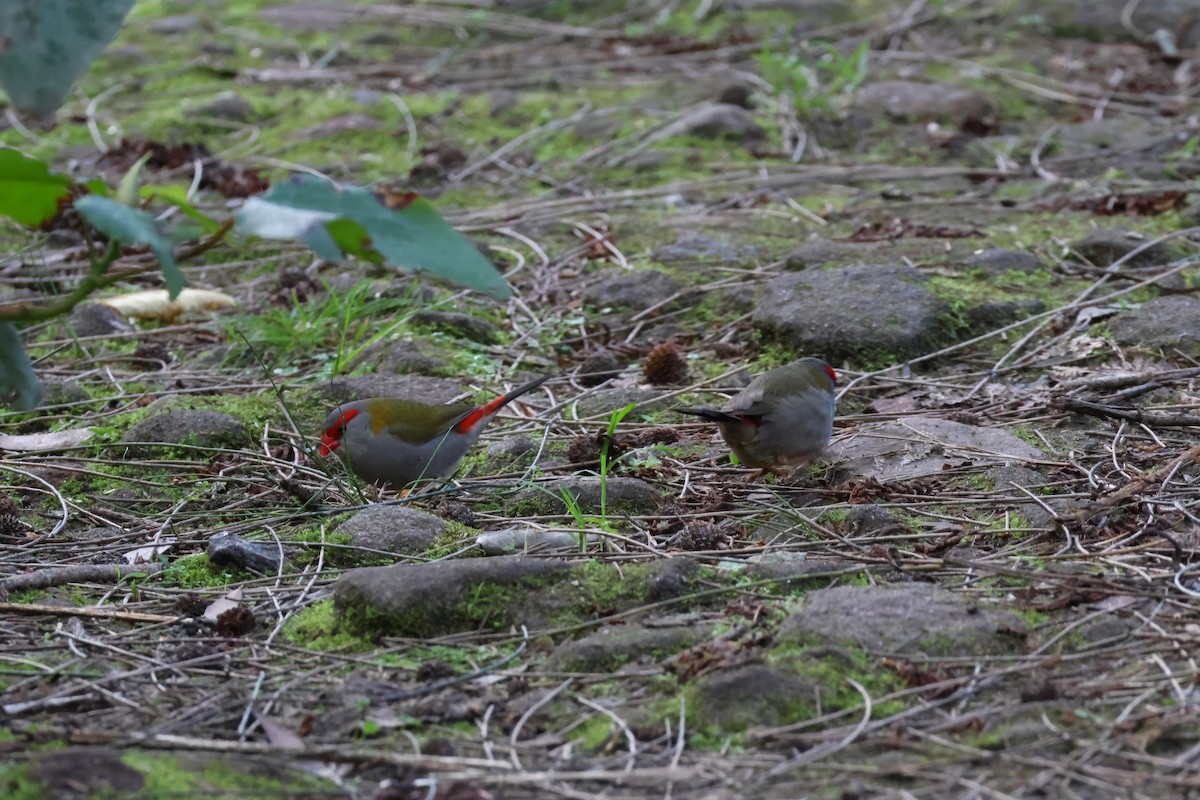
582,268,684,312
832,417,1045,482
1109,296,1200,356
122,409,246,451
334,557,698,637
966,248,1043,275
675,103,765,141
336,556,571,637
654,232,759,264
777,583,1027,656
1071,228,1184,270
194,91,256,122
505,476,660,517
753,264,947,361
413,311,502,344
548,620,717,671
322,375,464,404
69,303,134,338
854,80,992,122
690,665,820,731
335,505,447,556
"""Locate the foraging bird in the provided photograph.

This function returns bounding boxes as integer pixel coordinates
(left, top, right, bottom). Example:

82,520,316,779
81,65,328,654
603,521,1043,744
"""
676,357,837,471
319,375,549,486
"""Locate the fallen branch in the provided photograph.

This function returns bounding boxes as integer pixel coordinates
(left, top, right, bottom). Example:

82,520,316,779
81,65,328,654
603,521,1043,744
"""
1058,398,1200,428
1,562,165,593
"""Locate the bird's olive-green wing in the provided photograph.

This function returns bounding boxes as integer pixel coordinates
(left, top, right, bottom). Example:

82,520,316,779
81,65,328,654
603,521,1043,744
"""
364,399,475,442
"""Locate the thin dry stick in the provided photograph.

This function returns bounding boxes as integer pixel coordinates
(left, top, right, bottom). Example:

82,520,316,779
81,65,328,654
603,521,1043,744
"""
0,601,176,624
509,677,573,770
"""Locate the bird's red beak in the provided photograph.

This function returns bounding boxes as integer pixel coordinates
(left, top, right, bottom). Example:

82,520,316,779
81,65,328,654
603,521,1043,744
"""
319,408,358,457
318,434,339,457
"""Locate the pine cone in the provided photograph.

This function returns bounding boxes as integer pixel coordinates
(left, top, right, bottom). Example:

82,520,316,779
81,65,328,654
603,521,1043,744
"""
674,522,725,551
643,341,688,385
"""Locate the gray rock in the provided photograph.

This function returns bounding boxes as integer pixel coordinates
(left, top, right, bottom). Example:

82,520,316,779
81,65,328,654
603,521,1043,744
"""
832,417,1045,482
548,620,716,671
966,248,1043,275
69,303,134,338
785,239,871,270
336,556,571,637
208,532,285,575
577,351,623,386
854,80,992,122
582,268,684,312
322,375,464,405
123,410,245,450
753,264,948,360
691,665,820,730
506,476,660,517
33,749,145,796
194,91,256,123
350,337,457,376
413,311,502,344
1053,118,1162,152
646,558,700,601
572,114,624,142
967,298,1046,331
1071,228,1183,270
677,103,765,141
777,583,1027,656
40,380,93,407
335,505,447,556
1109,296,1200,356
486,434,536,462
846,504,907,535
654,232,759,263
1040,0,1200,48
745,553,854,588
489,89,520,119
335,557,695,637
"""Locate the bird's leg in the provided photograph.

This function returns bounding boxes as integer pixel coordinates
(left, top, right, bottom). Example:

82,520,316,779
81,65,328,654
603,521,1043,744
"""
743,468,769,484
744,467,792,483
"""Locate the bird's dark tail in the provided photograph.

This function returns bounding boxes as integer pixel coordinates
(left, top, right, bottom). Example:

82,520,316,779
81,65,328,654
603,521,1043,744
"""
676,406,742,424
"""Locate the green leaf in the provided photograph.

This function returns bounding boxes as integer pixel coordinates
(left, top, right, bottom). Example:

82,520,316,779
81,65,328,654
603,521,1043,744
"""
325,218,384,266
141,185,221,234
0,0,135,120
117,153,152,206
0,149,74,228
75,196,186,299
234,176,511,299
0,323,42,411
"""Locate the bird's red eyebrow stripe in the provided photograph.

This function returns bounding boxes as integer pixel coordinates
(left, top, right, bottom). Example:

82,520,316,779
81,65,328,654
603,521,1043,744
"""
824,365,838,385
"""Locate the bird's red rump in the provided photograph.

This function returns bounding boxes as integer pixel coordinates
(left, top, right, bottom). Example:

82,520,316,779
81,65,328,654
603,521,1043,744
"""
319,407,359,456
